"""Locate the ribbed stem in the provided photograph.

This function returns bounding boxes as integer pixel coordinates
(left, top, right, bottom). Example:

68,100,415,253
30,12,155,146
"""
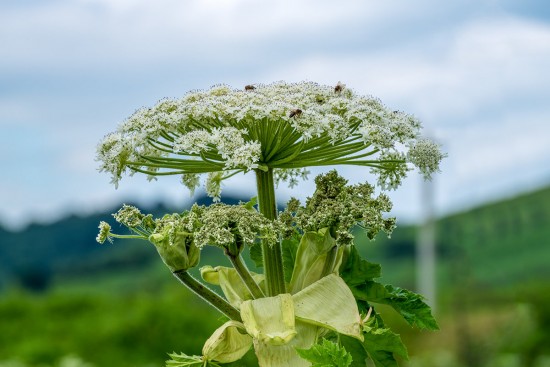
228,254,265,299
172,270,242,322
255,168,286,296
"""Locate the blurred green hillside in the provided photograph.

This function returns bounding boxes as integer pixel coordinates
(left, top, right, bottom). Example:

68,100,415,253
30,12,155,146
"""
359,185,550,291
0,187,549,366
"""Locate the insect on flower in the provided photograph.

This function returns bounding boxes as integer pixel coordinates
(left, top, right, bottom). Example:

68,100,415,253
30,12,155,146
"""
289,108,302,118
334,81,345,93
245,85,256,91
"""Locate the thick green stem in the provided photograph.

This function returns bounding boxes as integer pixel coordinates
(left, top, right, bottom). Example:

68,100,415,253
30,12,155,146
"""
172,270,242,322
228,254,265,299
255,168,286,296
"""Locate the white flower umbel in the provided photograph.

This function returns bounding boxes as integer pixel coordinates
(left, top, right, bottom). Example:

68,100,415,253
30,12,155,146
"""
96,80,447,298
97,81,444,367
96,81,444,196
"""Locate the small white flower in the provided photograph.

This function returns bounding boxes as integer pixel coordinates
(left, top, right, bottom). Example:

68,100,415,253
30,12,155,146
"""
173,130,212,154
181,173,200,195
407,139,446,179
96,221,112,244
112,204,144,227
206,171,223,202
274,168,310,188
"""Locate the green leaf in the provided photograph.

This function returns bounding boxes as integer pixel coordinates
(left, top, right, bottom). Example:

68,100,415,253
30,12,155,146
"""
282,235,300,283
296,339,353,367
243,196,258,211
350,281,439,331
339,241,438,330
383,285,439,331
339,336,370,367
340,245,382,286
249,243,263,268
340,324,408,367
351,281,388,302
166,352,220,367
362,325,408,367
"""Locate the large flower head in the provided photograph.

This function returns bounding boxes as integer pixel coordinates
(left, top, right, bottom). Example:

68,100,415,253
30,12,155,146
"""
97,81,444,195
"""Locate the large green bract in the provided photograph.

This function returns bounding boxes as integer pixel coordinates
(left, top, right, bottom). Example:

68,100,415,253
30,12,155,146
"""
95,81,442,366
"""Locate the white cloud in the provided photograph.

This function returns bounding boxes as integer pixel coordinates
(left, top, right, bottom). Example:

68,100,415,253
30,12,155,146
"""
0,0,453,73
262,16,550,119
1,2,550,228
0,98,36,125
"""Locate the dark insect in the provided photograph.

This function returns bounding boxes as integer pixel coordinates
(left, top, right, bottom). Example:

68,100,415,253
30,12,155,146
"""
334,81,345,93
245,85,256,91
289,109,302,118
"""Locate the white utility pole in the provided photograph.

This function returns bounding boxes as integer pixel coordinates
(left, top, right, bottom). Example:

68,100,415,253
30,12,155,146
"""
416,177,437,314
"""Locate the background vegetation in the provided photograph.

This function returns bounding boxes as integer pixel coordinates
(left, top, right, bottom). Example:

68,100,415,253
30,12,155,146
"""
1,187,549,366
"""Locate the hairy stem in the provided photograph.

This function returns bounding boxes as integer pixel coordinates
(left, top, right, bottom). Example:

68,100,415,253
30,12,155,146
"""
172,270,242,322
228,254,265,299
255,168,286,296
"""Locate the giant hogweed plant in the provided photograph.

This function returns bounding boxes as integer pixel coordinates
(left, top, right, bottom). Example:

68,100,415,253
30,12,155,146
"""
96,81,444,366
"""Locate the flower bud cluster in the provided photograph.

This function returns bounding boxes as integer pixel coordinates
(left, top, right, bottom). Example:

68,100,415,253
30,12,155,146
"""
280,171,396,246
97,202,278,268
194,203,279,251
148,211,201,271
113,204,155,229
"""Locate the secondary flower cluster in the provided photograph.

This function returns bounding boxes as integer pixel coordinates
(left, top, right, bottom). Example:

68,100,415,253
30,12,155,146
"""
96,81,445,197
279,170,396,246
96,202,279,269
193,203,279,251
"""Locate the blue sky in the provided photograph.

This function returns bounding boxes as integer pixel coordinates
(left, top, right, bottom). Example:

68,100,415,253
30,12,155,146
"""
1,0,550,229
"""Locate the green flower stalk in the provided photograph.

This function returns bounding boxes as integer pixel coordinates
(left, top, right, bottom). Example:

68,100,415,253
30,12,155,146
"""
96,81,444,366
96,204,241,321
